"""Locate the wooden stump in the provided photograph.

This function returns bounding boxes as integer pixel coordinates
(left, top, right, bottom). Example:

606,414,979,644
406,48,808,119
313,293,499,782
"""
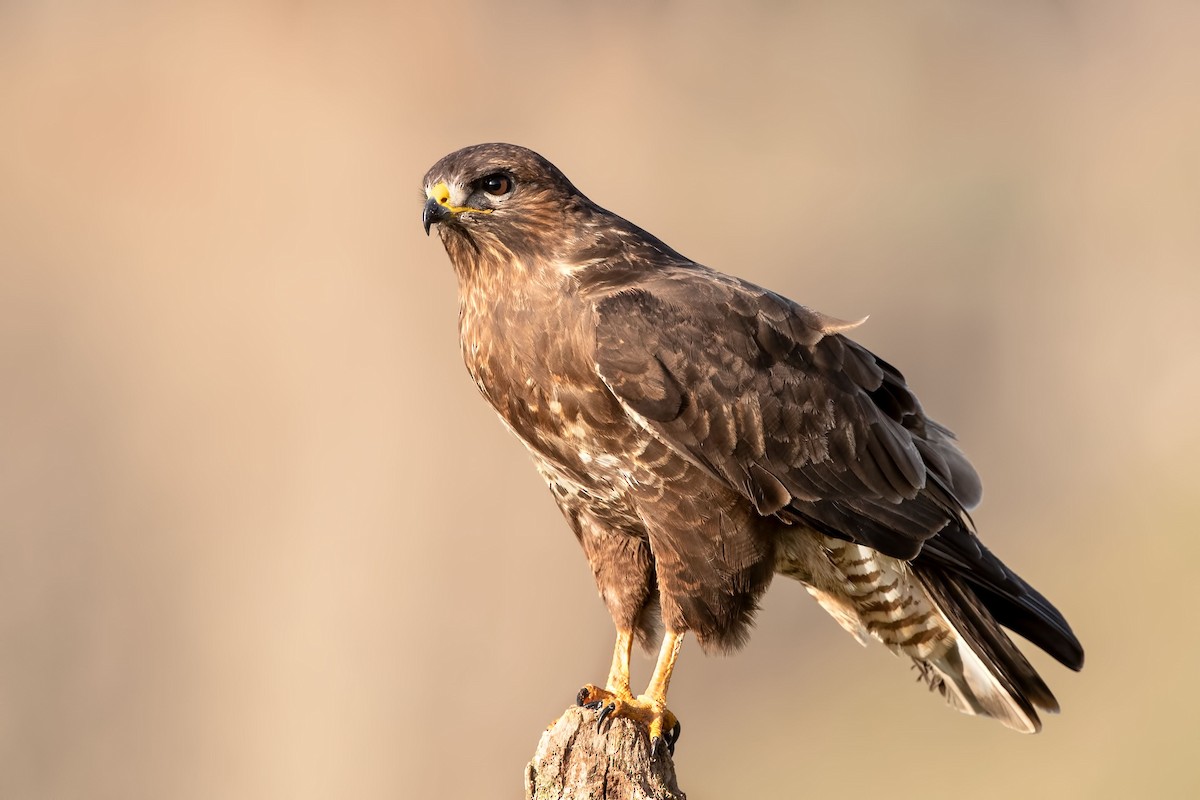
525,706,687,800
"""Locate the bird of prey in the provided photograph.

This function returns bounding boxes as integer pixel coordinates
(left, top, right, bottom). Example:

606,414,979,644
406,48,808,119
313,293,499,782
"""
421,143,1083,754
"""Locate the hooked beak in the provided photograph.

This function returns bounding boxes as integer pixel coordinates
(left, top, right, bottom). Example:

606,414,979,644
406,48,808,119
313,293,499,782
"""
422,196,450,235
422,179,493,235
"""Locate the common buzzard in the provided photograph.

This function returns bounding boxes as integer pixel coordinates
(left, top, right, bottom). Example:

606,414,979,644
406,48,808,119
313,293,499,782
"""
421,143,1083,754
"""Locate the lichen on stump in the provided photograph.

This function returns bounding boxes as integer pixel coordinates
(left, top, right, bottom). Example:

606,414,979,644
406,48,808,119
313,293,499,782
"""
525,706,686,800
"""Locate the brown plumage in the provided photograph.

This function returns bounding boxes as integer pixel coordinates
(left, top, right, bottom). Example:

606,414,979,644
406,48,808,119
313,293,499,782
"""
421,143,1083,746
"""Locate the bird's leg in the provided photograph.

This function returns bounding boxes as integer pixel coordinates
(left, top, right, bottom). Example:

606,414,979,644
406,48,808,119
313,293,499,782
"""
606,628,634,696
639,630,683,756
576,629,635,709
578,631,684,757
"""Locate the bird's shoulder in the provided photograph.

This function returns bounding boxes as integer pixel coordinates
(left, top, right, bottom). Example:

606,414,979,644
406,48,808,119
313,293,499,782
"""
578,261,877,416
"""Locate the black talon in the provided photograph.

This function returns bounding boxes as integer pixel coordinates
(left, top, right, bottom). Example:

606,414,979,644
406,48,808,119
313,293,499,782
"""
666,720,682,755
596,701,616,732
576,687,591,706
650,735,666,760
582,700,604,710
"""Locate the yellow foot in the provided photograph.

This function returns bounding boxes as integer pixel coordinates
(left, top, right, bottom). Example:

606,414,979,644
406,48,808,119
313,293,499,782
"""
576,684,682,757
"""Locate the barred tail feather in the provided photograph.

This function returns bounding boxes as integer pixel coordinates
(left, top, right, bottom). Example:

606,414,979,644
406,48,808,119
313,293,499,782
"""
917,568,1059,734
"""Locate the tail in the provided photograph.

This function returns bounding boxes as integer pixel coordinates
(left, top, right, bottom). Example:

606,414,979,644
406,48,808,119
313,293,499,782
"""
782,532,1083,733
915,567,1077,734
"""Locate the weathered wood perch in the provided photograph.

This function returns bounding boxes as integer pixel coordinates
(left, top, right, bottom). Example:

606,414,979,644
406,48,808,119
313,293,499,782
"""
525,706,687,800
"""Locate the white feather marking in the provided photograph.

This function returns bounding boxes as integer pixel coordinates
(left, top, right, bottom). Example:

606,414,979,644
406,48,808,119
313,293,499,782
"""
927,637,1040,734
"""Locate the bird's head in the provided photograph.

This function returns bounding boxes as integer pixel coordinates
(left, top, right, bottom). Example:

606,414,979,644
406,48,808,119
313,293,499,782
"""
421,143,585,264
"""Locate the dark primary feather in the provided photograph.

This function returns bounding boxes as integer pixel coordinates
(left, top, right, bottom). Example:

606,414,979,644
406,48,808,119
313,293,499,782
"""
916,566,1060,721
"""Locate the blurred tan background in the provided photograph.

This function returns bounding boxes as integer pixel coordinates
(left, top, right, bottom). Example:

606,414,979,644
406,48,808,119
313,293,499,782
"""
2,2,1198,798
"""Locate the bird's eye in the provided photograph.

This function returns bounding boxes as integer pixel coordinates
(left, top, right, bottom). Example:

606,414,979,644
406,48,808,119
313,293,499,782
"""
479,173,513,197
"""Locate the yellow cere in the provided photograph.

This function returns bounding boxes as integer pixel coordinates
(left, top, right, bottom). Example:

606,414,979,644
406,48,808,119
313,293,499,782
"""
427,180,492,215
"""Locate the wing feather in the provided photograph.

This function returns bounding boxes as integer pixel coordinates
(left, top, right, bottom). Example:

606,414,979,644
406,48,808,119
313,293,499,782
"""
590,268,1083,671
592,276,948,559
